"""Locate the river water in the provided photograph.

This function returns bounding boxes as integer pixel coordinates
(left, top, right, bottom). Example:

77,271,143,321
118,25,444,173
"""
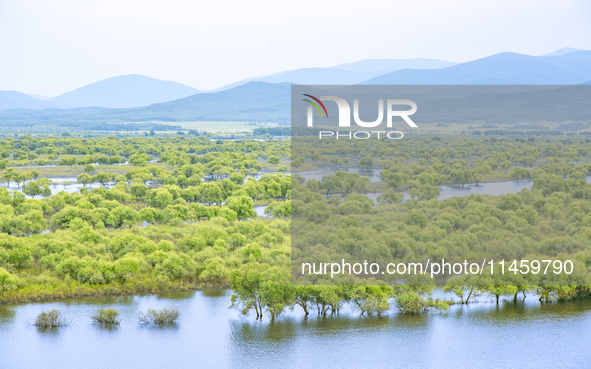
0,291,589,369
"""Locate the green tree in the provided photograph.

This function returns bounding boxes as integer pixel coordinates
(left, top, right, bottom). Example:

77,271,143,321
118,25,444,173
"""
1,168,16,187
511,167,531,181
377,189,403,205
405,209,428,227
92,172,111,186
77,173,92,187
177,175,189,188
230,263,294,320
147,189,174,209
22,178,52,198
394,289,448,314
198,183,223,205
450,169,472,188
418,184,440,201
264,200,291,217
131,183,148,199
349,285,393,316
129,154,148,167
0,267,17,294
444,275,481,304
226,196,255,220
294,285,316,316
359,156,374,168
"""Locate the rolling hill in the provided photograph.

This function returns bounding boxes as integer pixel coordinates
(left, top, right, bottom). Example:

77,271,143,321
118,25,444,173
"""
0,91,67,110
543,47,581,56
48,74,200,108
113,81,291,122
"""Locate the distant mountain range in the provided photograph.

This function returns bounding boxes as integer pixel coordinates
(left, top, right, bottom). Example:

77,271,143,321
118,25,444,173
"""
543,47,581,56
0,47,590,125
4,82,591,128
26,93,50,101
0,58,456,111
0,75,200,111
214,58,456,91
361,50,591,85
0,82,291,124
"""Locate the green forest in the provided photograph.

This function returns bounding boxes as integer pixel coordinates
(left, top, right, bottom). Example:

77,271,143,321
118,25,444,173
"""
0,134,590,320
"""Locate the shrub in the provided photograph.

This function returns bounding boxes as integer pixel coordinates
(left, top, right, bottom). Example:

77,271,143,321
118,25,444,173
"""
395,292,448,314
34,309,68,327
138,308,179,325
91,308,120,325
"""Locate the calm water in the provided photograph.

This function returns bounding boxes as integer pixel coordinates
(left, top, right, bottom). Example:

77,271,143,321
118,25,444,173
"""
364,179,536,204
5,177,115,198
5,174,589,214
6,172,288,197
300,168,543,204
0,291,590,369
300,167,383,182
253,206,266,217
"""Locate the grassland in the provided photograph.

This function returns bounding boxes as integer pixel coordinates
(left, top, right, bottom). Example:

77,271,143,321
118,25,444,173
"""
155,121,278,134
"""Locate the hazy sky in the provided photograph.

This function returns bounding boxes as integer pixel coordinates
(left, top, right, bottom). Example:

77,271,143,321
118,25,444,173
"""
0,0,590,96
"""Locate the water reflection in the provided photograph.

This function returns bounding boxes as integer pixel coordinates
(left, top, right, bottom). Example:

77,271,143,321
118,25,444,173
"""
36,326,63,336
231,319,298,343
137,323,180,333
91,322,120,334
153,291,195,301
0,305,15,324
201,289,227,298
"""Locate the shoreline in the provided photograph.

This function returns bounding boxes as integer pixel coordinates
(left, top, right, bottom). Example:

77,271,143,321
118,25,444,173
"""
0,280,230,305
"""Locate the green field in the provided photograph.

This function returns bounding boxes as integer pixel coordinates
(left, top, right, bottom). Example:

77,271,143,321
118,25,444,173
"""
156,121,278,133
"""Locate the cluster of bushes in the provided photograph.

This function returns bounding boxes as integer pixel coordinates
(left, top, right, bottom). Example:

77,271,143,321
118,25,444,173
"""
91,308,120,324
0,210,291,303
294,135,591,188
138,308,179,325
33,309,68,327
0,172,292,239
0,135,290,171
0,138,296,305
294,171,591,266
33,307,179,327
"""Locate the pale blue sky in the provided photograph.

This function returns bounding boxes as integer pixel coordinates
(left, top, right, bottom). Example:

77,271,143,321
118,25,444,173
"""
0,0,589,96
